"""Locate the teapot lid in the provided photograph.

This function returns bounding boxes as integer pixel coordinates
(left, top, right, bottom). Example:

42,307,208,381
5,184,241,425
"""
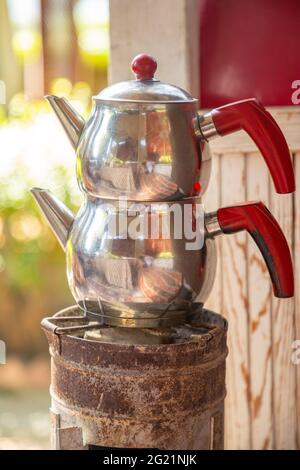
95,54,196,103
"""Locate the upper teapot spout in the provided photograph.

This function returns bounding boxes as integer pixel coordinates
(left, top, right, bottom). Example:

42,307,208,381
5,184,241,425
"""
46,95,85,149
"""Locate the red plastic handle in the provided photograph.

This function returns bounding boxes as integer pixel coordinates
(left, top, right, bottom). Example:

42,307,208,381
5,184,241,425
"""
217,201,294,298
211,98,295,194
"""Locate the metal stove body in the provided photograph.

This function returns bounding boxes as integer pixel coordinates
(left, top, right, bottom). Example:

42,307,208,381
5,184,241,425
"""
42,306,227,450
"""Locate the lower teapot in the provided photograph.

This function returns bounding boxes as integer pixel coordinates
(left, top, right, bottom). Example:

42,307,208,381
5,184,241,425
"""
31,190,294,327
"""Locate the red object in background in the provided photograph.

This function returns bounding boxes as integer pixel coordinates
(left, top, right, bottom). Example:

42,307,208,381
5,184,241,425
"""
199,0,300,107
211,98,295,193
217,201,294,298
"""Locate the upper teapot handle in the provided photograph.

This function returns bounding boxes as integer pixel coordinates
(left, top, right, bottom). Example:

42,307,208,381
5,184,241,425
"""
199,98,295,194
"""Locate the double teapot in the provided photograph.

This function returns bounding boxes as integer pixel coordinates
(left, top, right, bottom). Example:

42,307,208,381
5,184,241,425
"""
32,54,295,327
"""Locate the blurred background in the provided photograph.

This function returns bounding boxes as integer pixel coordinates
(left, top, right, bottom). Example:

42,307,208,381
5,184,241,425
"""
1,0,299,452
0,0,109,449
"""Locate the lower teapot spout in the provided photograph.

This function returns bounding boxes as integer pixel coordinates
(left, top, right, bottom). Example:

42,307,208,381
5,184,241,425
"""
30,188,75,250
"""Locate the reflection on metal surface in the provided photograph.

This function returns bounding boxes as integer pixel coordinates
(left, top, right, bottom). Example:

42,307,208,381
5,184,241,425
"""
197,111,218,141
205,211,222,237
32,191,219,327
84,326,174,345
75,102,210,200
65,198,209,326
46,55,213,201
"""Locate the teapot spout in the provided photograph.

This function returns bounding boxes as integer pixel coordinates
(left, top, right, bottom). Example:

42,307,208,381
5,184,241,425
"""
46,95,85,149
30,188,75,250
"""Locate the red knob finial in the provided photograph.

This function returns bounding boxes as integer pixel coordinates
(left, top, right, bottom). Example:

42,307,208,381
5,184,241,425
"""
131,54,157,80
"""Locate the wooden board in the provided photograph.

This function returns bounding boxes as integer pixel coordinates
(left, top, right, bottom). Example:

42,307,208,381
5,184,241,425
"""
246,153,273,449
209,114,299,450
269,189,296,449
293,152,300,450
219,153,250,449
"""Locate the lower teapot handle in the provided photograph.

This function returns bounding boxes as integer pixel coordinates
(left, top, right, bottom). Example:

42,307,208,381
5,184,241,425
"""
215,201,294,298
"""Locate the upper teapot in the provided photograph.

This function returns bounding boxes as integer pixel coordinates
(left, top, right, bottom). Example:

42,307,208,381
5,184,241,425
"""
47,53,295,201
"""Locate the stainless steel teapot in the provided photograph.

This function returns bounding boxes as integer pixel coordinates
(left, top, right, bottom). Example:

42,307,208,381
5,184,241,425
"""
46,54,295,201
31,189,294,327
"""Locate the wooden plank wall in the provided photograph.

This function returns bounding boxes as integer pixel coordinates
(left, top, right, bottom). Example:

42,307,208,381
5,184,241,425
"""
109,1,299,450
205,108,300,449
295,152,300,451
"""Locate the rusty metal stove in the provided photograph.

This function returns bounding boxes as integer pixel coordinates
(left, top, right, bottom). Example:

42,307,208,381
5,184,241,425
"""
42,305,228,450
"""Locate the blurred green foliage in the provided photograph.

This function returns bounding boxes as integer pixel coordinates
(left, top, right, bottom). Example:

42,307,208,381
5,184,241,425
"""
0,83,93,358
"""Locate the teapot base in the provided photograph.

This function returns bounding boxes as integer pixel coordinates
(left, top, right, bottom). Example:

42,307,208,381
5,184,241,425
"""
78,299,203,328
